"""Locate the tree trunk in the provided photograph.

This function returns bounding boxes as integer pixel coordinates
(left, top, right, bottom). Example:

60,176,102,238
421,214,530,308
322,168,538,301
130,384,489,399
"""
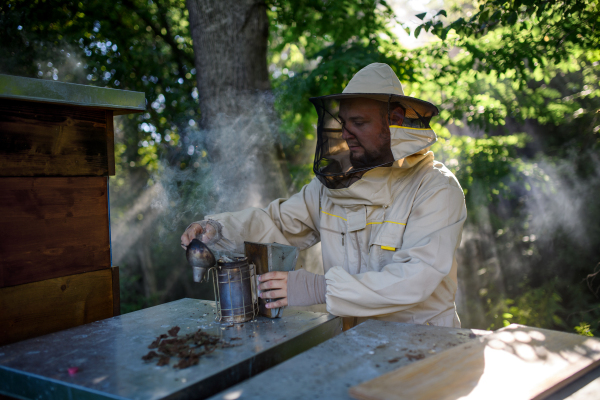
186,0,288,212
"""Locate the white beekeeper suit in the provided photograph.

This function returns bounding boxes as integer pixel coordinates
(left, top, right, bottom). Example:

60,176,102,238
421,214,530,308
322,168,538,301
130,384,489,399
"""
202,63,466,328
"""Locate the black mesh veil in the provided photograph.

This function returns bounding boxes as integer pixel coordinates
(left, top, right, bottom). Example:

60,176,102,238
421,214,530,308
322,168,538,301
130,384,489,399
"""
310,95,438,189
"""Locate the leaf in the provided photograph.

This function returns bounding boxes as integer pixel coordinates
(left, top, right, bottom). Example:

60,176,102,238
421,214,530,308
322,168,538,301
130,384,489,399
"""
440,27,451,40
414,24,423,38
480,9,490,22
575,322,594,337
416,12,427,20
436,9,447,18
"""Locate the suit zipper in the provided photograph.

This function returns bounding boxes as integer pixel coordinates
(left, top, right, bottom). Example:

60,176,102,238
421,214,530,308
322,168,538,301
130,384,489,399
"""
320,226,345,246
355,231,361,273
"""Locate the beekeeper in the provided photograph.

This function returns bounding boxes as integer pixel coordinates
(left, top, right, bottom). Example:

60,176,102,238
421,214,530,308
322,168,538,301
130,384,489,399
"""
181,63,467,328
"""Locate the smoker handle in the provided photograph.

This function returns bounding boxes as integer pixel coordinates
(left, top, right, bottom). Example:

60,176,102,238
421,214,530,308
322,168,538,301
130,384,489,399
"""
209,267,222,322
249,263,259,318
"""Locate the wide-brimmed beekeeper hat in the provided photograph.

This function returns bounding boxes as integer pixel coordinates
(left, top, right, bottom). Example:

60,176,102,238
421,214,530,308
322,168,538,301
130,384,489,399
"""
309,63,439,119
309,63,439,189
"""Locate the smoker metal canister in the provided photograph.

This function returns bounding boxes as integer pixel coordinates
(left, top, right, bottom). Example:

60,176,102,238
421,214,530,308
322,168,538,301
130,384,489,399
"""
213,257,258,323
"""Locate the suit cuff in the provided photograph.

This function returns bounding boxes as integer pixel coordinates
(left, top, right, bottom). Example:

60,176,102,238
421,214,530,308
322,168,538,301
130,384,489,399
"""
287,269,327,307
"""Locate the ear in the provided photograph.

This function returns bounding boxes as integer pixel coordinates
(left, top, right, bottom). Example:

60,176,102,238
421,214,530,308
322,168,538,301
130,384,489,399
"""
389,106,405,126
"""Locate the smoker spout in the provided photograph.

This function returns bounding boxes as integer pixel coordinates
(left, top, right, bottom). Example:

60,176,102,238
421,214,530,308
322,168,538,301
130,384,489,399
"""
192,267,205,283
186,239,216,282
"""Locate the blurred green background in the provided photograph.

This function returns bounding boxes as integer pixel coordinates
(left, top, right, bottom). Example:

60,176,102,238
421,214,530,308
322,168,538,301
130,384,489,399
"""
2,0,598,336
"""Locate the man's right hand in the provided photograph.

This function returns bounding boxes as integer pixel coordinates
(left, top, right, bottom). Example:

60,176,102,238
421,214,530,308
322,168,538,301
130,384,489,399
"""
180,221,217,249
181,223,203,249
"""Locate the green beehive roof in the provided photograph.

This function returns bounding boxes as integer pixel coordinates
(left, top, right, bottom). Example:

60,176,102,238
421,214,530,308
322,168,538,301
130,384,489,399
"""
0,74,145,115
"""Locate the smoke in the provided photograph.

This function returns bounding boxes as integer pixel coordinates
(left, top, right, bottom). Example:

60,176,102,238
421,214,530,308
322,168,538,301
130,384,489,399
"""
111,182,165,263
525,153,600,246
110,92,315,309
32,42,89,83
455,148,600,329
149,94,290,232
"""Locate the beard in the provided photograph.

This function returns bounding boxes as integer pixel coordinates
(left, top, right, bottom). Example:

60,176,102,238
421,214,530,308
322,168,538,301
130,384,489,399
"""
348,129,394,169
350,149,387,168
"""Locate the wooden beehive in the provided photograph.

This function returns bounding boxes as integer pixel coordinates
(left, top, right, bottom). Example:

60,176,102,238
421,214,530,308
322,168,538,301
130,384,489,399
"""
0,75,145,346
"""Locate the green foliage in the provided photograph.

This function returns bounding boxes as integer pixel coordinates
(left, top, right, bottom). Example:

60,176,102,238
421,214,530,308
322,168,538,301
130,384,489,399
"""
410,38,599,139
413,0,600,66
486,280,567,331
406,0,600,137
575,322,594,337
268,0,395,57
431,126,542,205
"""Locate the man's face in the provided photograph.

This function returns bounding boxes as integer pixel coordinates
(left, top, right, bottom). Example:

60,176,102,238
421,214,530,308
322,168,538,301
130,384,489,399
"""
339,98,394,169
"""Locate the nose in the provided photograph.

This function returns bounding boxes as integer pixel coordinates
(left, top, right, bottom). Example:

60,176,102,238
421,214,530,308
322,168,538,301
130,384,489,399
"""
341,124,355,140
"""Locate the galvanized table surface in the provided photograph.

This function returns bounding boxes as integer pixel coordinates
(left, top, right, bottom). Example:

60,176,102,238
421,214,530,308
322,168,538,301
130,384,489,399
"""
209,320,600,400
0,298,341,400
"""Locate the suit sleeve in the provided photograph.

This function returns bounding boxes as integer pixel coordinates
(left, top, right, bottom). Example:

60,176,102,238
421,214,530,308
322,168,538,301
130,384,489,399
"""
205,178,322,253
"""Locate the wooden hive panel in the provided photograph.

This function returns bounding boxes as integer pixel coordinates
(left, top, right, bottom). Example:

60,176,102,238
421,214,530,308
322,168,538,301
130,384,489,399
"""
0,268,118,346
0,176,110,288
0,76,142,347
0,99,112,177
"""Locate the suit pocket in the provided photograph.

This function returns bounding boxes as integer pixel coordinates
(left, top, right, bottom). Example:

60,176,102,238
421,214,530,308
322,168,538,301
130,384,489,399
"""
368,221,407,269
370,221,407,250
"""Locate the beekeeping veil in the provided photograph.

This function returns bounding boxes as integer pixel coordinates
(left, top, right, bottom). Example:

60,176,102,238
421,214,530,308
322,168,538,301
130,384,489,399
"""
309,63,439,189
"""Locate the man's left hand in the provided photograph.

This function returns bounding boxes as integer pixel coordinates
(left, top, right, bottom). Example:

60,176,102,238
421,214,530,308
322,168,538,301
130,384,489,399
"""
258,271,288,308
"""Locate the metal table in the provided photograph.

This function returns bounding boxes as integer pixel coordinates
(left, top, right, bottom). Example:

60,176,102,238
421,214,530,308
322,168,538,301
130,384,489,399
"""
209,319,600,400
0,298,341,400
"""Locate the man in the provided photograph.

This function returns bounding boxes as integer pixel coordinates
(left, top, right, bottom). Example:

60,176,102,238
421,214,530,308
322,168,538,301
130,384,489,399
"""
181,63,467,328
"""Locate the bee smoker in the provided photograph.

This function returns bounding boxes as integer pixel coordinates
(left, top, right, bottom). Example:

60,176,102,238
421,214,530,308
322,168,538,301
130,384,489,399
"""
210,256,258,323
186,239,298,323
